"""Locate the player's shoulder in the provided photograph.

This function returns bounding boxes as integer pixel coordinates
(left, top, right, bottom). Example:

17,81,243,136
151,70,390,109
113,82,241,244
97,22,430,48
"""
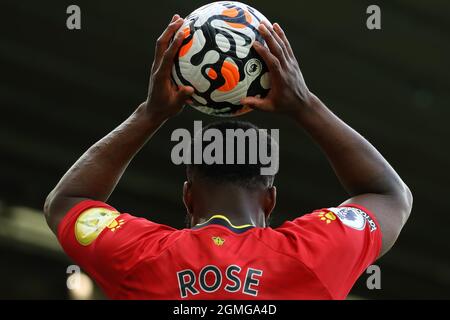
275,204,379,233
58,199,184,249
255,204,380,251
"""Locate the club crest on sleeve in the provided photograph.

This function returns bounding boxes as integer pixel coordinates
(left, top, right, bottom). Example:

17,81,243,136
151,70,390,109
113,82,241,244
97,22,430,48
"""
328,207,367,231
75,207,120,246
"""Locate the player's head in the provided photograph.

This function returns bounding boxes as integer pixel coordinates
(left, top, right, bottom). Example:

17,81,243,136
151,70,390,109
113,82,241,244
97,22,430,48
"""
183,120,278,228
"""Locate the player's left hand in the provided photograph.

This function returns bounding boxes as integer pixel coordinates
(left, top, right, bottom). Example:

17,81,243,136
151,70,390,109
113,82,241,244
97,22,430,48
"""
144,14,194,122
241,22,312,117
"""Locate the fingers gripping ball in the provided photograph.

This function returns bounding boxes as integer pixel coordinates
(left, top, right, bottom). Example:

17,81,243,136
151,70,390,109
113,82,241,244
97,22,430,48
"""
172,1,271,117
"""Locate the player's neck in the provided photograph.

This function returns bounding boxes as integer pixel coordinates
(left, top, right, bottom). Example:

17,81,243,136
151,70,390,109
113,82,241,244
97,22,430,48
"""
193,190,266,228
193,185,266,227
196,208,263,228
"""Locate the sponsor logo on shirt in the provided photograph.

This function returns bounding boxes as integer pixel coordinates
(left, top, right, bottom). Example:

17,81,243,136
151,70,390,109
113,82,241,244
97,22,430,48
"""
74,207,120,246
359,210,377,232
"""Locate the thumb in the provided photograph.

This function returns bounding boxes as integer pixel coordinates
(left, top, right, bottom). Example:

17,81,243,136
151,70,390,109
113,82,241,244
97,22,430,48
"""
240,96,271,111
175,86,194,104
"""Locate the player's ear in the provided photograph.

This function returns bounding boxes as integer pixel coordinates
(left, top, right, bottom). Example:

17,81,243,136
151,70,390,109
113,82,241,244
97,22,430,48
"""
183,181,193,215
264,186,277,220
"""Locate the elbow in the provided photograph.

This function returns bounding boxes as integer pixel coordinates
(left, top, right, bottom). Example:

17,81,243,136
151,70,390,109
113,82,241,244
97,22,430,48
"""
44,188,85,233
43,190,56,223
404,183,413,211
404,183,413,218
43,188,64,228
396,182,413,226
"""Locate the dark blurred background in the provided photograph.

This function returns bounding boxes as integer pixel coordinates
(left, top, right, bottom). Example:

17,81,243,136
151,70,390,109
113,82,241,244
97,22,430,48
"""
1,0,449,299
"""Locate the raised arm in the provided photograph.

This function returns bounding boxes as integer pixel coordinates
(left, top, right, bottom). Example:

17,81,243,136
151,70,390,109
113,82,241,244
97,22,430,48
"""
44,15,194,234
242,22,412,257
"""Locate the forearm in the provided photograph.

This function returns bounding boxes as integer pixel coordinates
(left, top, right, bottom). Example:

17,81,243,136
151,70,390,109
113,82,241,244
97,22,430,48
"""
44,15,193,234
295,93,409,198
44,103,165,230
245,22,411,255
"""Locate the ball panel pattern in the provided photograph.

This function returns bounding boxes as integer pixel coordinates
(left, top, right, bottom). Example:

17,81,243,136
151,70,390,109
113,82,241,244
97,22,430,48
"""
172,1,271,117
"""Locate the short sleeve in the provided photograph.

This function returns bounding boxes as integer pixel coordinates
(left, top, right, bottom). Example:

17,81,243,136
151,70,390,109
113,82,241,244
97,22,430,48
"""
57,200,176,297
275,204,382,299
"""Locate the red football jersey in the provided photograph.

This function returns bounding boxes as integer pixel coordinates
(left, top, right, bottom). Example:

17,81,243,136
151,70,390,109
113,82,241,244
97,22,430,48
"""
58,200,382,299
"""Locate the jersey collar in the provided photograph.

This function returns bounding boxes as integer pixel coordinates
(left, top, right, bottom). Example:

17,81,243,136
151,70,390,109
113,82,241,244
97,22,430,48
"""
192,215,255,234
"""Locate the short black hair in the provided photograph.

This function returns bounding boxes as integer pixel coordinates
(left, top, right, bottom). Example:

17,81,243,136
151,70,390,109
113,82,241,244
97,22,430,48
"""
186,120,277,189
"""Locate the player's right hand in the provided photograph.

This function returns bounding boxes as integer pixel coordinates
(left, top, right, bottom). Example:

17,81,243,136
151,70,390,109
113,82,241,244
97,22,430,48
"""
144,14,194,122
241,22,313,118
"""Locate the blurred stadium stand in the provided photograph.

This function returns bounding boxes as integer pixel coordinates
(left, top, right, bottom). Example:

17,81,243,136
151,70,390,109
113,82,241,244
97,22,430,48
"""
1,0,449,298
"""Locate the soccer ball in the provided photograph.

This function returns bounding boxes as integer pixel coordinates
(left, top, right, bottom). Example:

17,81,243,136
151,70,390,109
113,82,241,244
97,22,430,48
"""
172,1,271,117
